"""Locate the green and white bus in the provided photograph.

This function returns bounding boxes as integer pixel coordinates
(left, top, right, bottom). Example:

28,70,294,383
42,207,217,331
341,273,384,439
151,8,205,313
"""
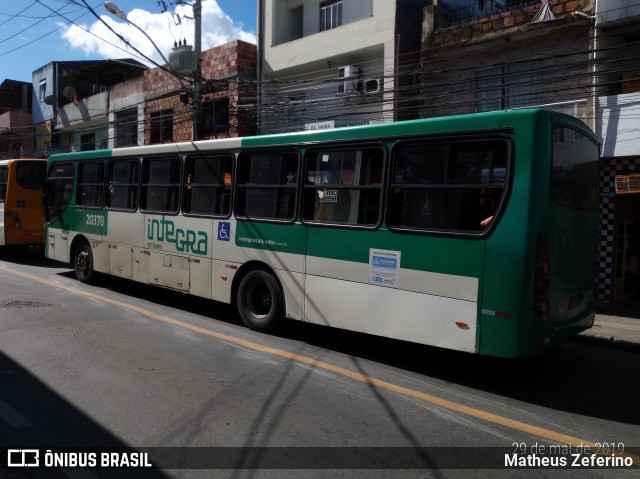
43,109,600,357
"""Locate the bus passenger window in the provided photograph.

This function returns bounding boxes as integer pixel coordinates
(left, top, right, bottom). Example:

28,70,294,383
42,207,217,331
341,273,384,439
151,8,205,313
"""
390,139,508,233
302,146,384,226
45,162,74,222
77,162,104,208
236,152,298,221
183,154,233,216
140,157,181,213
107,160,139,210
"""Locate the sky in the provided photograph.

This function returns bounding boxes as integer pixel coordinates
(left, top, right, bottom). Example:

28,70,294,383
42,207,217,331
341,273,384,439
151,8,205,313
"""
0,0,257,83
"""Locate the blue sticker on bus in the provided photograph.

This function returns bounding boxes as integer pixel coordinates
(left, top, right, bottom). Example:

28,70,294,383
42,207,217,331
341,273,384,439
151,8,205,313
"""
372,256,397,269
218,222,230,241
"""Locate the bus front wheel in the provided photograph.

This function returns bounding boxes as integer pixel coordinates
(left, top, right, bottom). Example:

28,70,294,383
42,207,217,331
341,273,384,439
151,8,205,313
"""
74,241,96,284
236,269,284,332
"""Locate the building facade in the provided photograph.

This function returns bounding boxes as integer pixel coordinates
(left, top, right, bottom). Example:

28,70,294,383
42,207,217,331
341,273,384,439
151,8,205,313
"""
31,59,147,157
0,80,32,159
420,0,595,126
257,0,430,134
143,40,257,143
595,0,640,303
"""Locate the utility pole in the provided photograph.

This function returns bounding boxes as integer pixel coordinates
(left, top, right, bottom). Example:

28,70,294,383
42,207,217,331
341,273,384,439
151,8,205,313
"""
192,0,202,141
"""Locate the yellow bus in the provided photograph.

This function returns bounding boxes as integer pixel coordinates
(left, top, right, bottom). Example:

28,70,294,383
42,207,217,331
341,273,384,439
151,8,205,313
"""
0,158,47,246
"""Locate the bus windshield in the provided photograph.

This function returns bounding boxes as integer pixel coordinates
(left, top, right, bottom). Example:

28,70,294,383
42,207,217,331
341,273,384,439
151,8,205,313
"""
551,125,599,210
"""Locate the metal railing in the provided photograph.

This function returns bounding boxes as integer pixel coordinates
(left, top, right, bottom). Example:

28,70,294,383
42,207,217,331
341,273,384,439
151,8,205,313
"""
437,0,540,29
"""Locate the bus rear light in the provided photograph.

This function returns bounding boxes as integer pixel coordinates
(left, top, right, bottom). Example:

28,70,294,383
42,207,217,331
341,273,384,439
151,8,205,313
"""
533,236,551,322
455,321,469,329
538,259,550,275
535,337,551,345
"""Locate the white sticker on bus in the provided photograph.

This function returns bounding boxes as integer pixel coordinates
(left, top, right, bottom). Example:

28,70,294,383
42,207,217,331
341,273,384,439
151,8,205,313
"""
369,248,401,288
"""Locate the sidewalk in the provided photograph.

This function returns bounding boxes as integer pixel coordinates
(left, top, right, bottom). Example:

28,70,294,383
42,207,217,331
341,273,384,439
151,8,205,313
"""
576,313,640,350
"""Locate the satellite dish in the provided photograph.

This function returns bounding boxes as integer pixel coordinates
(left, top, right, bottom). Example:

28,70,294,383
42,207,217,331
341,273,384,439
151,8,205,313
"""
62,85,77,100
43,95,57,105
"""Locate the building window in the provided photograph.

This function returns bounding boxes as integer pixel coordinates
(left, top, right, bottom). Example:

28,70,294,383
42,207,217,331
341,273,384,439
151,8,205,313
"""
201,99,230,138
475,60,542,112
320,0,342,31
39,80,46,102
150,109,174,144
116,108,139,147
80,133,95,151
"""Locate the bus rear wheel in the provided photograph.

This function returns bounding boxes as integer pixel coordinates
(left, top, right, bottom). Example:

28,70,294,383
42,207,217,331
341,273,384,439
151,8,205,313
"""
236,269,284,332
74,241,96,284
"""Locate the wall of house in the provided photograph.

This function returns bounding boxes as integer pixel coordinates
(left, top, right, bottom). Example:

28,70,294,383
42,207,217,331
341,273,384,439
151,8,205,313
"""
31,64,55,125
420,0,594,126
264,0,393,75
109,76,145,149
271,0,374,46
144,40,257,143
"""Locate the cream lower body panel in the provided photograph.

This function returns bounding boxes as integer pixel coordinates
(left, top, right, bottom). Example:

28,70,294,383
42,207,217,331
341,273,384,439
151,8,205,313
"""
304,275,478,353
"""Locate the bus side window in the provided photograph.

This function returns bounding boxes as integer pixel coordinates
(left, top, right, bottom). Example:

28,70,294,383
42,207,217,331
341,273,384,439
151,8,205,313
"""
141,157,181,213
107,160,139,210
236,152,298,221
45,162,74,222
390,139,507,233
77,162,105,208
183,154,233,216
302,146,384,226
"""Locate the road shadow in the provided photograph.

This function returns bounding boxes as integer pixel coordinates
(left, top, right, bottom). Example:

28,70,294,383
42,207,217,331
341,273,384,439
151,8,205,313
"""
0,246,61,269
61,271,640,429
0,351,172,479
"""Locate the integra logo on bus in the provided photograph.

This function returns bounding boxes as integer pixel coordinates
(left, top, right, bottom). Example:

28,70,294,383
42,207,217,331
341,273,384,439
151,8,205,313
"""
147,218,208,255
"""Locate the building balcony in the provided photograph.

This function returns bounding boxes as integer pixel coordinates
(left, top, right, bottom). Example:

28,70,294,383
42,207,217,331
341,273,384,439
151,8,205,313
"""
56,91,108,130
437,0,540,29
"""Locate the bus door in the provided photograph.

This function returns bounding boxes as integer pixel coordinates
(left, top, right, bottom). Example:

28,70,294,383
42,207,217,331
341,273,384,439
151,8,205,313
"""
301,145,386,330
105,159,141,279
140,156,190,292
43,162,75,261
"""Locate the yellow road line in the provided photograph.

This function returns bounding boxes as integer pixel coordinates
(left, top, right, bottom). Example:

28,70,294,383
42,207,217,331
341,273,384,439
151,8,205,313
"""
2,263,638,465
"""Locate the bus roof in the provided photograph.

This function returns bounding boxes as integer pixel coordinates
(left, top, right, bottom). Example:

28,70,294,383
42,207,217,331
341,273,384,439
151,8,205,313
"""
47,108,597,162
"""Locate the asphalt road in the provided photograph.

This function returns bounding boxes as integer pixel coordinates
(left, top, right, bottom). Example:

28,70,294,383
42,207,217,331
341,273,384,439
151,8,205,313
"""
0,246,638,479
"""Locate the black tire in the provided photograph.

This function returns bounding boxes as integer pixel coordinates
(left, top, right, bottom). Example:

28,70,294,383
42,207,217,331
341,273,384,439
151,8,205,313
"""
236,269,284,332
74,241,96,284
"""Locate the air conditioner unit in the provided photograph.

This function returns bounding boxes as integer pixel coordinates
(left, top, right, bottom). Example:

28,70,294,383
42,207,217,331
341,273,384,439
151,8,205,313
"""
363,78,383,95
337,65,360,95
